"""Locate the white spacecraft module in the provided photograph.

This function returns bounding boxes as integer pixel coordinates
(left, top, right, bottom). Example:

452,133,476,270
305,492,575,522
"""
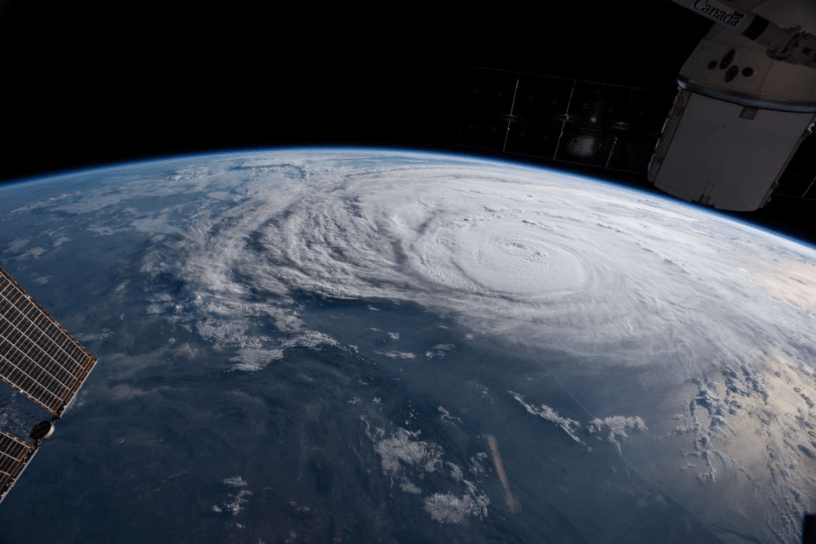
650,0,816,211
0,264,98,503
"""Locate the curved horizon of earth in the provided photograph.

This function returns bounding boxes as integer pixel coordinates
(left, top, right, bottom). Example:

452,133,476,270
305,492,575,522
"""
0,148,814,543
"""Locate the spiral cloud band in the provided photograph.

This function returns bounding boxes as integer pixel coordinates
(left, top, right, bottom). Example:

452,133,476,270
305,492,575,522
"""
18,148,812,542
154,151,816,386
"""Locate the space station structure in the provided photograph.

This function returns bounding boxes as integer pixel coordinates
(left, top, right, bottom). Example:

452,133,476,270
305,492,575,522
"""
0,264,98,503
650,0,816,211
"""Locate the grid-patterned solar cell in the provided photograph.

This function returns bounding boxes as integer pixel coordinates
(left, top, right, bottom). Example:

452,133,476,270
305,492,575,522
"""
0,427,35,499
457,67,669,175
0,266,97,417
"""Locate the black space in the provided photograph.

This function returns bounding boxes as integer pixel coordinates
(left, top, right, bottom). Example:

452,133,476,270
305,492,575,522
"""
1,1,814,244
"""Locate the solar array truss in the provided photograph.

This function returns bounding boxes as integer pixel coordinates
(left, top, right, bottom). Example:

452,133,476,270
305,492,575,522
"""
772,133,816,202
456,67,671,175
0,264,98,502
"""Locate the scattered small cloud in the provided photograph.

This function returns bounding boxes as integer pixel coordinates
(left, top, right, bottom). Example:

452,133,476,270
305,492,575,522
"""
75,328,113,344
6,238,28,252
22,247,45,259
423,491,489,524
367,421,490,525
588,416,647,450
376,351,416,360
425,343,455,359
223,476,248,487
213,476,253,516
510,391,648,454
438,406,462,424
510,391,583,444
229,348,284,372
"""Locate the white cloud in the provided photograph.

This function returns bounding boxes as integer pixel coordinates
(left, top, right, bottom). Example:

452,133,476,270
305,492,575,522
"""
374,428,442,477
6,238,28,252
510,391,583,444
376,351,416,360
368,423,490,525
223,476,248,487
423,491,489,524
587,415,647,447
229,348,285,372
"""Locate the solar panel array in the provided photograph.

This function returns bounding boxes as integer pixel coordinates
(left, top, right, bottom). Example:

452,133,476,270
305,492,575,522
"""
456,67,816,210
0,428,34,499
0,266,97,417
456,68,671,175
0,264,98,503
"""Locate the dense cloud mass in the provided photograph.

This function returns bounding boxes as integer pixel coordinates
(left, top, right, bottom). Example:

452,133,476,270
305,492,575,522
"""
139,151,816,540
145,152,816,379
2,149,816,543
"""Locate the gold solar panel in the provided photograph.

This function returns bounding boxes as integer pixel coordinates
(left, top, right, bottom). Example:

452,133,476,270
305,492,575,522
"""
0,264,98,503
0,266,97,417
0,428,35,497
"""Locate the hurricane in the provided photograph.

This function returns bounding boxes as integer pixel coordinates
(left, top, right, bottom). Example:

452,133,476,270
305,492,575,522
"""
146,152,816,379
2,148,815,543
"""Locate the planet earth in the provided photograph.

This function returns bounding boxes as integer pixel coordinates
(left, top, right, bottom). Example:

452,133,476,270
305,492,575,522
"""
0,148,815,544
